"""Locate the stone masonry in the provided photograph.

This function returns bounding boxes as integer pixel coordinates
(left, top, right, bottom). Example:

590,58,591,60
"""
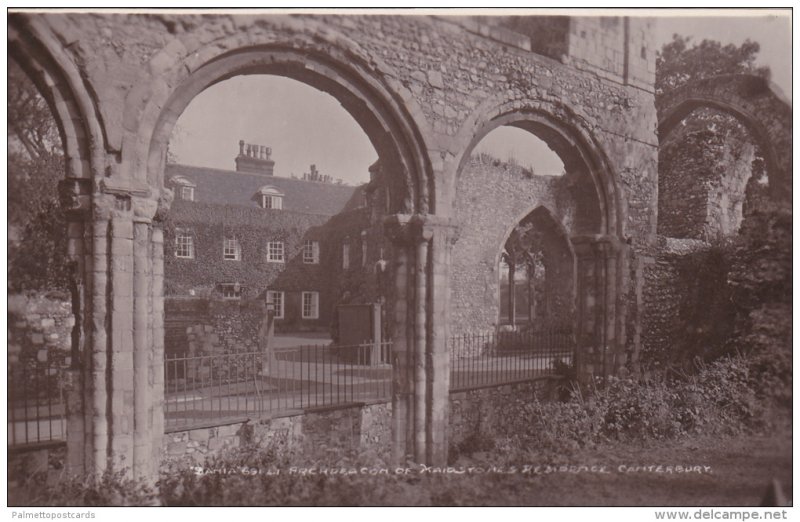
11,12,787,479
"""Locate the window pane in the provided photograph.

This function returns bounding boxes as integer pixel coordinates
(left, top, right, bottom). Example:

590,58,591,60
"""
175,229,194,258
223,236,240,260
268,241,284,262
302,291,319,319
303,240,319,263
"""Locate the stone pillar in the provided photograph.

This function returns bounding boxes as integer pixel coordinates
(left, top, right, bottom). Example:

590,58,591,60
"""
385,214,457,466
425,216,457,465
57,178,92,476
62,177,167,481
572,235,625,384
90,212,110,473
385,215,413,463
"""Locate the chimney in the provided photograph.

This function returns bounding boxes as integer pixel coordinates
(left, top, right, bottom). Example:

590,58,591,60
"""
235,139,275,176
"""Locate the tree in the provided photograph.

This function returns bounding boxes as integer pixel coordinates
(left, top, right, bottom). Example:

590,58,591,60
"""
656,35,771,227
656,35,770,95
8,58,69,292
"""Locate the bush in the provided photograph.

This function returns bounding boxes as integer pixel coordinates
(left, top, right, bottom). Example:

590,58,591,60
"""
491,351,782,458
11,469,158,507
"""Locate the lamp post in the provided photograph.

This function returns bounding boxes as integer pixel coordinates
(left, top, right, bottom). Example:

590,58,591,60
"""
262,299,275,375
373,251,388,365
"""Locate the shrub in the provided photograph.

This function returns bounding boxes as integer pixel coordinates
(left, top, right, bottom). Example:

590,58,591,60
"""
11,469,158,507
490,351,779,458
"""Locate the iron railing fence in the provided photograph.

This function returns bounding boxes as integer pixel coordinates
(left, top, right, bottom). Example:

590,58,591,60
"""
8,358,67,447
164,340,392,431
8,328,573,442
448,327,574,391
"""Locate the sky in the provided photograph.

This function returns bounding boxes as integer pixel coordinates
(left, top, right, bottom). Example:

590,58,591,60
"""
171,12,792,185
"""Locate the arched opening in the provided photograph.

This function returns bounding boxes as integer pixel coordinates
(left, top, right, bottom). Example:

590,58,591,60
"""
657,75,791,208
449,107,623,386
658,106,768,242
145,49,431,433
499,206,576,331
449,110,618,339
7,17,105,474
7,56,72,450
145,47,432,216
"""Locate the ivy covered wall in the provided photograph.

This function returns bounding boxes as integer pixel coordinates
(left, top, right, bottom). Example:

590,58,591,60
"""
165,200,350,331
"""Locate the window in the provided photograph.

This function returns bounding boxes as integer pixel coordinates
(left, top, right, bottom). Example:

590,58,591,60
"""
261,194,283,209
303,240,320,264
267,291,284,319
220,283,242,300
267,241,284,263
180,186,195,202
223,236,241,261
302,291,319,319
256,186,285,209
175,228,194,259
342,243,350,270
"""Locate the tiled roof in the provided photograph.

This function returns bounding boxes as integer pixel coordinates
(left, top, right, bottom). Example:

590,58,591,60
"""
165,163,362,216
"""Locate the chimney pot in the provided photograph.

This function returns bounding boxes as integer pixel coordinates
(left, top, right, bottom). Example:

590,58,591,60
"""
235,141,275,175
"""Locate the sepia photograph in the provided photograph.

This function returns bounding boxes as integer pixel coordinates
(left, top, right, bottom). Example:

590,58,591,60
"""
5,6,793,514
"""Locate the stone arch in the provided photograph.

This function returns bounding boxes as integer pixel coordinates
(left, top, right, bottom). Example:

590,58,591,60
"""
8,15,109,477
131,41,434,215
452,101,622,237
122,32,453,468
657,74,792,203
8,15,105,183
494,205,577,328
494,204,577,270
451,98,627,382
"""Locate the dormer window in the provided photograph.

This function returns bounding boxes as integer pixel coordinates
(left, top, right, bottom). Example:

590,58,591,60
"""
262,194,283,209
169,175,197,202
256,185,284,210
180,186,195,202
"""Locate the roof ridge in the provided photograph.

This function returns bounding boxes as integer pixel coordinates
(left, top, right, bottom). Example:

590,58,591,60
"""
167,162,363,189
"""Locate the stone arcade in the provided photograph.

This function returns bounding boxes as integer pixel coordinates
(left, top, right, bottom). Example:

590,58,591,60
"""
8,13,790,480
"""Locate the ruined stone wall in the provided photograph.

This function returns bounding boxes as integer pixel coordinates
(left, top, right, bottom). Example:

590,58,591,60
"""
30,13,657,238
449,378,559,452
658,115,756,241
450,156,576,335
641,237,735,371
8,292,74,366
162,378,562,468
11,12,659,474
162,401,392,466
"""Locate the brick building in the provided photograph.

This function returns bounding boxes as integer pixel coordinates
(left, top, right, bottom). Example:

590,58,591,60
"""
164,140,372,333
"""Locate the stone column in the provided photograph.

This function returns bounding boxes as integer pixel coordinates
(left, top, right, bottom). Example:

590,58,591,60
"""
65,177,167,481
57,178,92,476
572,235,624,384
385,215,413,463
385,214,457,466
423,216,457,465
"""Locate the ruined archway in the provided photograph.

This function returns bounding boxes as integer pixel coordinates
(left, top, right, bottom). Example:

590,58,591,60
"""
8,12,667,479
133,39,457,468
140,45,434,216
8,15,109,477
657,74,792,204
496,206,577,329
451,102,626,382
